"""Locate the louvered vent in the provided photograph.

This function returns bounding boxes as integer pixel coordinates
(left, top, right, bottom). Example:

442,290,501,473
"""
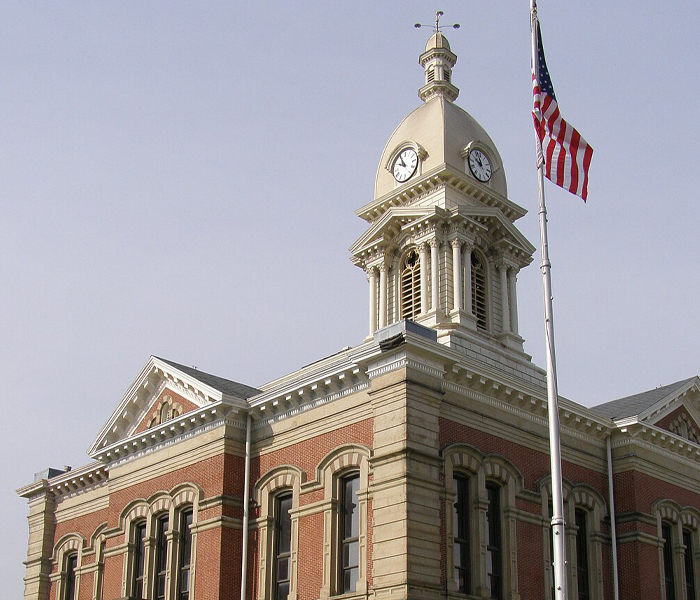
427,68,435,83
444,69,451,82
401,250,421,319
471,253,487,330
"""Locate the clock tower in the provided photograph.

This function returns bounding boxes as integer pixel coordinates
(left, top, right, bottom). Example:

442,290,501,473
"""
350,30,536,361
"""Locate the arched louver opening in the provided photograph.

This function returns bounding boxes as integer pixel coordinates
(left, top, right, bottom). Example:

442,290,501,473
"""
427,68,435,83
401,249,421,320
471,253,487,330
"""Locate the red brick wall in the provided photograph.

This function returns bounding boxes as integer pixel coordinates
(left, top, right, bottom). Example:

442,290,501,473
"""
439,418,608,492
296,511,325,600
133,388,200,435
654,405,700,440
247,418,374,600
517,520,546,600
102,552,124,600
439,417,611,600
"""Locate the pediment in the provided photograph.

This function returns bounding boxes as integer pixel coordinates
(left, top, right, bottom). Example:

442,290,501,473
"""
641,380,700,438
349,206,439,257
350,204,535,267
87,356,256,458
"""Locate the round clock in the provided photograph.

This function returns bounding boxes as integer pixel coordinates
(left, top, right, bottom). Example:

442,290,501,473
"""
393,148,419,183
468,149,492,182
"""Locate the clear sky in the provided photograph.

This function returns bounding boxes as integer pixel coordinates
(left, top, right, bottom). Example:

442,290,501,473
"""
3,1,699,596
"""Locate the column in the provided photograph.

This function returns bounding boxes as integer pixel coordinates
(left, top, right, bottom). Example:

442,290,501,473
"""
463,241,473,315
430,238,439,312
368,267,378,335
419,243,429,315
393,254,401,322
379,264,388,329
451,239,462,311
508,268,519,336
498,260,510,334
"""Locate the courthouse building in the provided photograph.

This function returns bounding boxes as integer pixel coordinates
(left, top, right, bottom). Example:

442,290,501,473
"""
18,31,700,600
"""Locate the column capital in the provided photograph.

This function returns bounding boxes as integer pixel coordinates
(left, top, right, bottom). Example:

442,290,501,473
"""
495,253,518,271
450,238,462,250
429,237,440,249
366,265,378,278
378,263,389,273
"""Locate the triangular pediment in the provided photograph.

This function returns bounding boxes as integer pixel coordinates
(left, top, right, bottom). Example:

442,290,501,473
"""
87,356,260,459
350,204,535,267
640,379,700,437
592,377,700,434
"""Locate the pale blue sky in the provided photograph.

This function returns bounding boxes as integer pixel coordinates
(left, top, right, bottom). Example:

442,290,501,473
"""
3,2,699,595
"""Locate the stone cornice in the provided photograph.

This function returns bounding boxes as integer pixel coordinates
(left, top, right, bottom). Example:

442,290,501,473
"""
88,356,249,457
91,402,243,464
355,164,527,224
17,462,108,500
612,422,700,465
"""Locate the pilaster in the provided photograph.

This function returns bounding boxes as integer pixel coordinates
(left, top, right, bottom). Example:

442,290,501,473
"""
367,342,445,599
21,485,57,600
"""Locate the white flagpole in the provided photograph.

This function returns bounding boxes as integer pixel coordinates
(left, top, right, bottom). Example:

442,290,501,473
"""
530,2,568,599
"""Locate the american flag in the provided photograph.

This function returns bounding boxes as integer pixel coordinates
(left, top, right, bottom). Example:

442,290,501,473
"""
532,21,593,201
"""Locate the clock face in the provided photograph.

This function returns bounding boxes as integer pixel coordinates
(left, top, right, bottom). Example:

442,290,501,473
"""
393,148,419,183
468,149,492,182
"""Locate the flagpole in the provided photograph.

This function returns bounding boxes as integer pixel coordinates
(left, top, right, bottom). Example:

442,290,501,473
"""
530,1,568,599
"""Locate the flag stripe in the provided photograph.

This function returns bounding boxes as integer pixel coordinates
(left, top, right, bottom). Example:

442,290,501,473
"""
532,20,592,201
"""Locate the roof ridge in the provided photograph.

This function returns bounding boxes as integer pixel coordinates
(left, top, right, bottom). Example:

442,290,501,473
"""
154,356,261,399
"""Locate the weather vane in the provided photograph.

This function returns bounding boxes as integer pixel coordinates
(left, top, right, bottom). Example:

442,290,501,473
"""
414,10,460,33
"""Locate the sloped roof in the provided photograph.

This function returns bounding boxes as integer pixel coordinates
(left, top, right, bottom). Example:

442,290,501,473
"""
590,377,698,420
156,357,261,400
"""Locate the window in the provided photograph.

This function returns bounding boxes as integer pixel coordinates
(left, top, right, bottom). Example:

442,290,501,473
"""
401,249,421,319
685,529,696,600
485,483,502,599
273,494,293,600
153,515,169,600
471,253,487,330
131,521,147,599
444,448,519,599
177,509,193,600
575,510,590,600
663,523,676,600
63,552,78,600
453,474,471,594
340,474,360,593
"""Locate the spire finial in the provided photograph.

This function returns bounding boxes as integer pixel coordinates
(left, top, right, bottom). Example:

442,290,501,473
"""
414,10,460,32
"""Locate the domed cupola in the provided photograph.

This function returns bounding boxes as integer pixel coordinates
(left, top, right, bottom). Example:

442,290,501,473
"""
419,32,459,103
350,24,536,360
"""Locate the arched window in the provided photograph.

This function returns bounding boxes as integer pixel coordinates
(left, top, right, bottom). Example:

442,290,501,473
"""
485,483,502,599
401,249,421,319
274,493,293,600
160,403,171,424
471,253,487,330
131,520,147,599
153,514,170,600
177,509,193,600
575,509,591,600
654,502,700,600
63,553,78,600
662,522,676,600
443,446,520,600
339,474,360,593
254,467,302,600
453,473,471,594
